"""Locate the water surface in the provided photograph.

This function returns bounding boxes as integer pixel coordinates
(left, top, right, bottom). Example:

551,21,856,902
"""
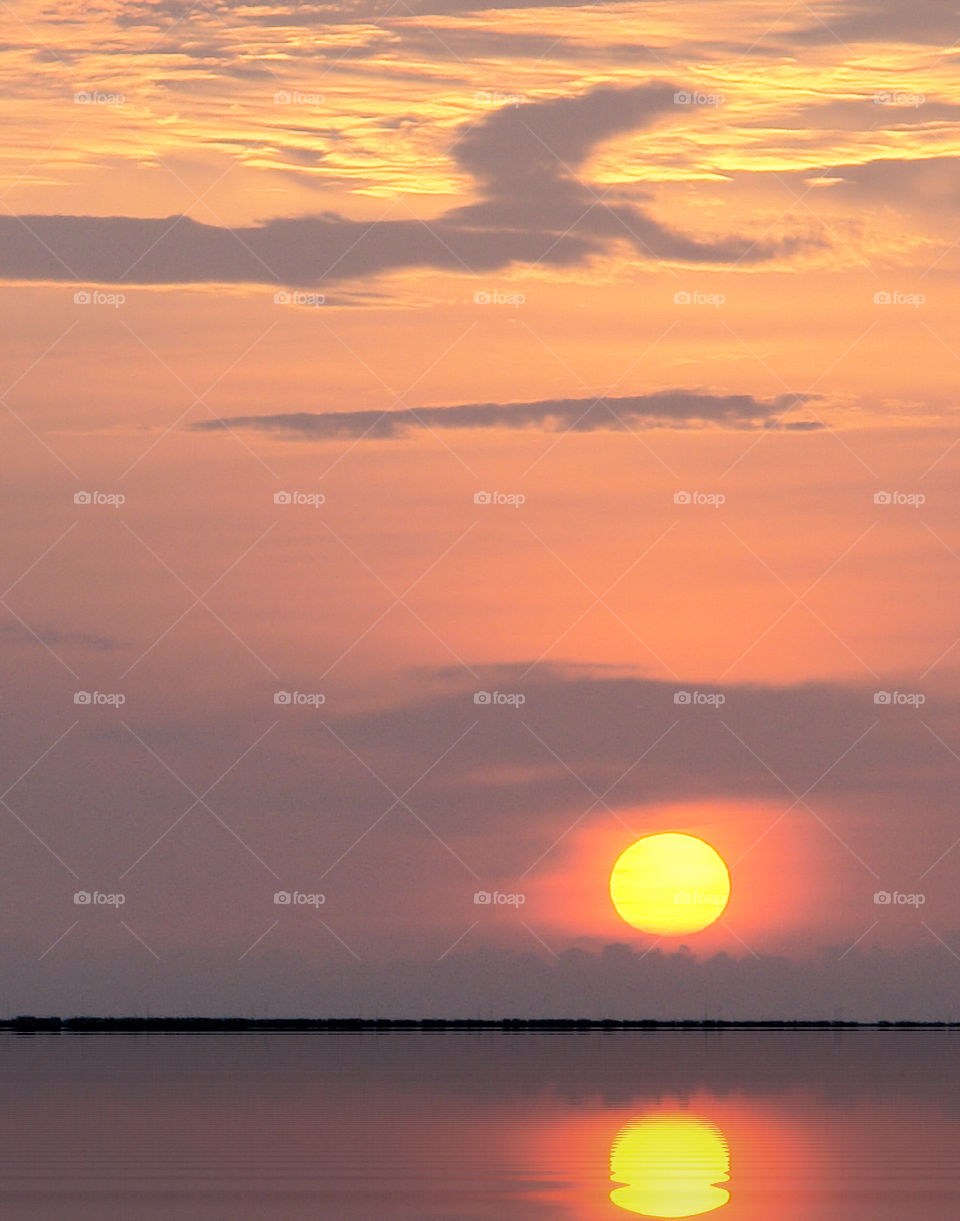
0,1030,956,1218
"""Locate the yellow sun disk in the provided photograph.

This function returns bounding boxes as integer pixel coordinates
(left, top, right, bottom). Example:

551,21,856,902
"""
609,833,730,935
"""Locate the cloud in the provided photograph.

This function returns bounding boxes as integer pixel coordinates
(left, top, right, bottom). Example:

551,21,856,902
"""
382,25,668,62
454,83,679,192
122,0,956,40
115,0,645,27
192,390,820,439
315,665,944,819
789,0,960,46
785,155,960,212
10,937,960,1018
73,661,956,864
446,82,818,265
0,84,819,287
0,211,593,285
343,938,960,1020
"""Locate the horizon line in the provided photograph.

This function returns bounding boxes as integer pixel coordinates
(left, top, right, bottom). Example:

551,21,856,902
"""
4,1017,960,1032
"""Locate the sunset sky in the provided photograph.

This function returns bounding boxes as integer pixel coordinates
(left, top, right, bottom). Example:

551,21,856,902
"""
3,0,960,1017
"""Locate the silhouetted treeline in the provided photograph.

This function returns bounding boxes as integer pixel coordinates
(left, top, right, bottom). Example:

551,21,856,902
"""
6,1015,960,1032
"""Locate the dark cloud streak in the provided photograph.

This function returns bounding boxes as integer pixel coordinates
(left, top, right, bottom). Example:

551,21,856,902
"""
192,390,820,438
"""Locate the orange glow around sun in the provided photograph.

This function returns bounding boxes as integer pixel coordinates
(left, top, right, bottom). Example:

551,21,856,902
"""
528,799,837,956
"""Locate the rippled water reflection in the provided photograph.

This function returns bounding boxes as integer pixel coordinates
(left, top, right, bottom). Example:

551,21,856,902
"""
1,1029,957,1218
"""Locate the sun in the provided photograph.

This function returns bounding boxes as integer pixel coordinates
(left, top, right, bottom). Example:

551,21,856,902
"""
609,833,730,935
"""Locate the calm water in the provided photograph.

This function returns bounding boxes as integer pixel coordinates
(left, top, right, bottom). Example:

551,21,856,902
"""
0,1030,957,1218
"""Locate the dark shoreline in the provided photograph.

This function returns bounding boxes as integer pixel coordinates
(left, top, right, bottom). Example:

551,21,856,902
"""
3,1017,959,1032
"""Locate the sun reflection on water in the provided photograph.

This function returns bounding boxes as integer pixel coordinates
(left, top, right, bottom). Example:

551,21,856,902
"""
609,1112,730,1217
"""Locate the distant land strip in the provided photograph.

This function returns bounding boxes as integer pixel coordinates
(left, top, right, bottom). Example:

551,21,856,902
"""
3,1018,960,1032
